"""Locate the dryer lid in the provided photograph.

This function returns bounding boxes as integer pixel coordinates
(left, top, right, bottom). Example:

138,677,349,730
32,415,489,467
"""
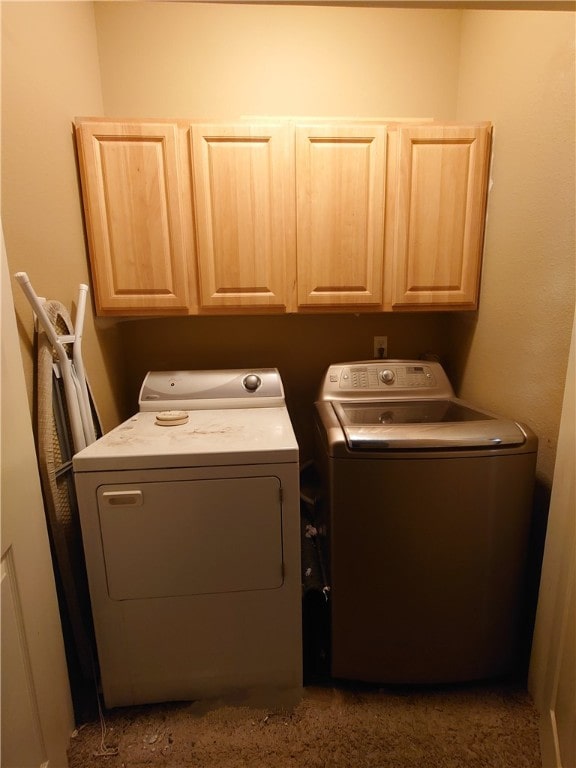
73,407,298,471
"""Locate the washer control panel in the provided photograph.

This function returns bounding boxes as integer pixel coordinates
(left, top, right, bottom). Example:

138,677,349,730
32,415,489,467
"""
318,360,454,401
343,364,435,389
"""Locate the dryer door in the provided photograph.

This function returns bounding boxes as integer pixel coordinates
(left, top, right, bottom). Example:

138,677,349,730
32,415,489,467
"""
97,476,283,600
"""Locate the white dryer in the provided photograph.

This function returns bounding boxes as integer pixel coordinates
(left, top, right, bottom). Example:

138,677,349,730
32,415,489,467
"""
73,369,302,708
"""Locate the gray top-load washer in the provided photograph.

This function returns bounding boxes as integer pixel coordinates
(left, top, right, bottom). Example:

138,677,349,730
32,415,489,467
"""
314,360,538,684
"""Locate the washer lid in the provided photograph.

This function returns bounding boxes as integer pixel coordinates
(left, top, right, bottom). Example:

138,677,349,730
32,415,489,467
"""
139,368,285,411
332,399,528,449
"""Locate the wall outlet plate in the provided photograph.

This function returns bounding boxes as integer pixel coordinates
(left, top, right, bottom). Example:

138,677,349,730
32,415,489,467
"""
373,336,388,359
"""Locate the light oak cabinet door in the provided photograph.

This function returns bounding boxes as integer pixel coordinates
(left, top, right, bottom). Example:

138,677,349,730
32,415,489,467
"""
390,123,492,309
75,120,193,315
190,123,296,312
295,124,387,308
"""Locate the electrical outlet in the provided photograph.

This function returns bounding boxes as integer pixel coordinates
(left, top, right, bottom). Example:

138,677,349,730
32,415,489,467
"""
373,336,388,359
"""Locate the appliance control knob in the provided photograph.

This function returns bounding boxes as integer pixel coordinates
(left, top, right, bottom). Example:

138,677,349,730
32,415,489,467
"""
243,374,262,392
379,369,395,384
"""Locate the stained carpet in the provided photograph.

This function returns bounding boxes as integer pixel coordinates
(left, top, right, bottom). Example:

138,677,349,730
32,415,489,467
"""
67,680,541,768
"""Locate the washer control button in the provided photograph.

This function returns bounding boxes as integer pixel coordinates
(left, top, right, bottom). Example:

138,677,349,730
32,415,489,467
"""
243,374,262,392
379,369,396,384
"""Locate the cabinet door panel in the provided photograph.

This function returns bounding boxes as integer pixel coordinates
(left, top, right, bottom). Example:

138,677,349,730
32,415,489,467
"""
75,121,192,315
296,124,387,308
392,124,491,308
190,124,295,311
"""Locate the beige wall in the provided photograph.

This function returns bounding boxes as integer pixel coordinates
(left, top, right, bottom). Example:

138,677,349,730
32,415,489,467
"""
1,1,124,431
94,3,462,119
452,10,575,484
2,2,574,474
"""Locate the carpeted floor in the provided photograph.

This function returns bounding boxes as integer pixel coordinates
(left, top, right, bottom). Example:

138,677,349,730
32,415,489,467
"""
67,680,541,768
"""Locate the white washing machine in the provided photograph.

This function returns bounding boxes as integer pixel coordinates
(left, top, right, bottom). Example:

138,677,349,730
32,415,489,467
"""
314,360,538,684
73,368,302,708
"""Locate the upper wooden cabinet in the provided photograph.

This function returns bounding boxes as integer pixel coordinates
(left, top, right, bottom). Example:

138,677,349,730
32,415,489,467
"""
295,124,387,308
190,123,296,312
75,117,492,316
75,120,194,315
389,123,492,309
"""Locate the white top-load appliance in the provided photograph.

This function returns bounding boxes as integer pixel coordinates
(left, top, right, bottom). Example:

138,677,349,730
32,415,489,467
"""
314,360,538,684
73,368,302,708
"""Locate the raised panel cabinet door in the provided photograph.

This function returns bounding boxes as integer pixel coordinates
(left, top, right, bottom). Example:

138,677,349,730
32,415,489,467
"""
392,123,492,309
190,123,296,312
75,120,192,315
296,124,387,308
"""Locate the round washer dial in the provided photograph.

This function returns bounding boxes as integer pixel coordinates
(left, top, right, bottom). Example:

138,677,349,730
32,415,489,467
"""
379,369,396,384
